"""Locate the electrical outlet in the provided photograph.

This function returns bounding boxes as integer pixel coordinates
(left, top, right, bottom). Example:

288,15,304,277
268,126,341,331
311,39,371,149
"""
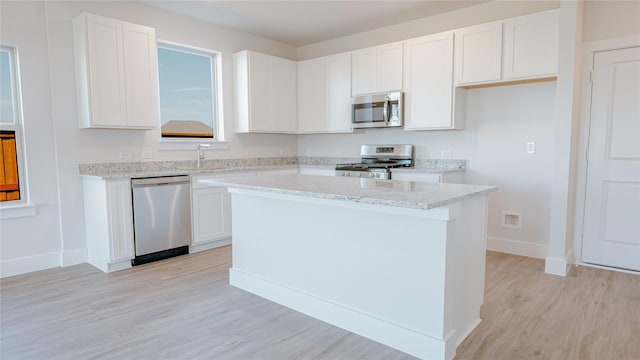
142,150,152,159
119,152,131,160
501,210,523,229
526,142,536,154
441,150,452,158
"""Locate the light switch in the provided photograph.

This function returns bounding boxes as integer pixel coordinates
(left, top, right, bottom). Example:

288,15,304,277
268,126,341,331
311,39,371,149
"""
526,142,536,154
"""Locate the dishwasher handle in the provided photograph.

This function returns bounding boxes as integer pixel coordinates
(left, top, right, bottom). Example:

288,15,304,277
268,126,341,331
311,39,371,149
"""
132,176,190,188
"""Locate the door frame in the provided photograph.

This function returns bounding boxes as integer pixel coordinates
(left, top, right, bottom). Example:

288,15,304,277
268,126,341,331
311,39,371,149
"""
572,35,640,271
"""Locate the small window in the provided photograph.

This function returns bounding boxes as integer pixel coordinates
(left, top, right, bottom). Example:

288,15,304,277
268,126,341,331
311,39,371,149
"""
157,43,221,140
0,46,24,203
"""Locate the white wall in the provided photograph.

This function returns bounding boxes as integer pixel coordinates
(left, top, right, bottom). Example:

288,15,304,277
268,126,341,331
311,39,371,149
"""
583,0,640,42
0,1,64,276
1,0,299,276
299,82,556,257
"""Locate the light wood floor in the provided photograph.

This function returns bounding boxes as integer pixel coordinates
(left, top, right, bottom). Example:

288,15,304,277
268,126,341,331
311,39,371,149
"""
1,247,638,359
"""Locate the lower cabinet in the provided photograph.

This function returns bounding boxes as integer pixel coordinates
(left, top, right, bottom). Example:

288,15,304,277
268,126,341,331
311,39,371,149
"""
191,186,231,246
391,170,464,183
82,177,135,272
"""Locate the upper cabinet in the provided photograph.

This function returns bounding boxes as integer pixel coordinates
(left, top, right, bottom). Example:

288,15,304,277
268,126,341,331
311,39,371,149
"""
233,50,297,133
351,42,403,95
403,32,463,130
73,14,159,129
454,9,559,86
454,22,503,86
298,52,352,134
502,10,559,80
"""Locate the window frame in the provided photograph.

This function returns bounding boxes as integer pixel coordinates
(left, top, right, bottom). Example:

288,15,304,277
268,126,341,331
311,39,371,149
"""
156,41,225,150
0,45,29,208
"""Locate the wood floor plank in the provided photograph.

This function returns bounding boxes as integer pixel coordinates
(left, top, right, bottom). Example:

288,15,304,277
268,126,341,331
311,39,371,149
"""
1,247,639,359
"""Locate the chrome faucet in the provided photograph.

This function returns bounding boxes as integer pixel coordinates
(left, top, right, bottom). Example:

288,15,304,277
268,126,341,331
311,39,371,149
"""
196,144,211,169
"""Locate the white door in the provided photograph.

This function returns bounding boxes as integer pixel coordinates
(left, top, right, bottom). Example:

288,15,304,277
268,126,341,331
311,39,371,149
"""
582,46,640,271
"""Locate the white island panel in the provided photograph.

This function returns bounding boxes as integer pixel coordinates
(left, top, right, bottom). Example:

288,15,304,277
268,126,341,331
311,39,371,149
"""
215,175,494,360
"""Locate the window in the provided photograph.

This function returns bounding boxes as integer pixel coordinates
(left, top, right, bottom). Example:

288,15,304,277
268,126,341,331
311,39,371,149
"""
157,43,221,140
0,46,24,203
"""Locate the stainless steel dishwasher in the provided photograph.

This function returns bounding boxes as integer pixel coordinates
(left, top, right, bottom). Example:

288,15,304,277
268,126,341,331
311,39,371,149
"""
131,176,192,266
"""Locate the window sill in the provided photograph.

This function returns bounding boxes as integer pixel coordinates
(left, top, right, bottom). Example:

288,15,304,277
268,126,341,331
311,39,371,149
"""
0,203,37,220
159,139,229,151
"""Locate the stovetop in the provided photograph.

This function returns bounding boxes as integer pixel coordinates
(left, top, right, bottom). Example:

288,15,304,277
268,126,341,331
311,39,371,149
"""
334,161,410,171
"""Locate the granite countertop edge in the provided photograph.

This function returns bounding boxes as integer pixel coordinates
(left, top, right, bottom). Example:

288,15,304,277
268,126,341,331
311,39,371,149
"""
202,176,496,210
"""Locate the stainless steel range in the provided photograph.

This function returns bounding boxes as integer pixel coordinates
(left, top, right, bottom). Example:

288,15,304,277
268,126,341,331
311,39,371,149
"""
335,144,414,180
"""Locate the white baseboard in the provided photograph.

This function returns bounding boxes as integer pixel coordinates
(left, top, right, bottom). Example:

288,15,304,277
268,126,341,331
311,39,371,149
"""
190,238,231,253
230,268,449,360
0,251,61,278
486,236,548,259
61,248,87,267
545,256,568,276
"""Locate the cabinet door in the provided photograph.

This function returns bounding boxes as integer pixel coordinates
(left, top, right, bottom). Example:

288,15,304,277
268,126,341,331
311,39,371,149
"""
298,57,328,133
503,10,559,80
404,33,456,130
85,16,126,127
192,187,231,244
107,179,135,261
455,22,503,85
377,42,403,92
122,23,158,128
248,52,273,132
272,57,298,133
351,47,378,95
326,52,352,132
391,171,442,183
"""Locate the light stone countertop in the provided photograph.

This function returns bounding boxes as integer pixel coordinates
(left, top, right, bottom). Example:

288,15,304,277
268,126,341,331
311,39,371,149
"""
201,173,496,210
78,157,466,179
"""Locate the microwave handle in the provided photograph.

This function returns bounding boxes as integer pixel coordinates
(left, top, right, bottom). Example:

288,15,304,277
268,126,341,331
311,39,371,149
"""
383,97,389,125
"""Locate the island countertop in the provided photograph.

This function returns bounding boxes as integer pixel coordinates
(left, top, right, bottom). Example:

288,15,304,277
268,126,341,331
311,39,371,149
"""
200,173,496,210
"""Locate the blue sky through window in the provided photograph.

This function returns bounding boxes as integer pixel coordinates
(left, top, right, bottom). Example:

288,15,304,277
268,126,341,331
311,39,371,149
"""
0,49,14,125
157,47,215,136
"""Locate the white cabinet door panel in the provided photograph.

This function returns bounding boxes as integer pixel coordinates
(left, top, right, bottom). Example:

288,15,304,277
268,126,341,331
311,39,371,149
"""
86,17,125,127
298,57,327,133
403,32,456,130
378,42,403,92
107,179,135,262
192,187,231,244
351,47,378,95
503,10,559,80
454,22,503,85
75,14,158,129
122,23,158,127
326,52,352,132
351,42,402,95
234,51,297,133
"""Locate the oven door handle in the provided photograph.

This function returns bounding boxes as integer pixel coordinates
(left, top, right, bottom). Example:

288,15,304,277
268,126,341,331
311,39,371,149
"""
383,97,389,125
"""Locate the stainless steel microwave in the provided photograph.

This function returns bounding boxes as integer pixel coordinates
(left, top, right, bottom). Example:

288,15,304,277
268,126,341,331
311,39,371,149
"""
352,92,403,129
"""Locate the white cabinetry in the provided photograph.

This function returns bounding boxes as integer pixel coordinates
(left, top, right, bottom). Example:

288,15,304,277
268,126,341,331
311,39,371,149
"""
454,9,559,86
192,187,231,245
73,14,158,129
391,170,464,183
233,50,297,133
298,52,352,133
454,22,503,86
351,42,403,95
503,10,559,80
82,177,135,272
403,32,464,130
191,174,235,252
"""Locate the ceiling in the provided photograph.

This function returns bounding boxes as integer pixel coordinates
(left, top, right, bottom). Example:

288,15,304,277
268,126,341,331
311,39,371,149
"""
138,1,491,47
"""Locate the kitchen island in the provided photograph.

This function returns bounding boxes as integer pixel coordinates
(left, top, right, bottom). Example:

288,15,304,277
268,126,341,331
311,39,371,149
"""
200,174,496,360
